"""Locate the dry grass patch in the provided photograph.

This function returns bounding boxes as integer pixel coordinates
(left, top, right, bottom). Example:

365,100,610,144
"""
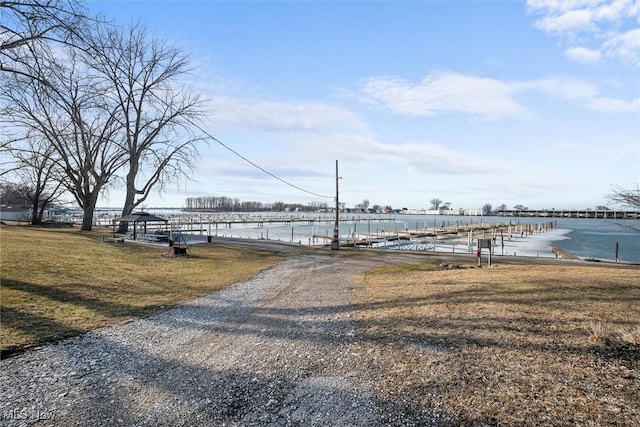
353,263,640,426
1,225,283,354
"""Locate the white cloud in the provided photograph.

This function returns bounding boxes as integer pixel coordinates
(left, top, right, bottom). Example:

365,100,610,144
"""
586,96,640,113
518,76,640,113
527,0,640,67
357,73,638,118
534,8,598,34
207,96,369,135
526,0,606,15
357,72,530,120
602,28,640,67
528,0,637,32
565,46,602,63
203,88,511,176
367,141,508,175
519,77,600,100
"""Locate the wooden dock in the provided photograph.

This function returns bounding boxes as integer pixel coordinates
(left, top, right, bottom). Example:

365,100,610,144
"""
93,213,396,228
314,221,556,249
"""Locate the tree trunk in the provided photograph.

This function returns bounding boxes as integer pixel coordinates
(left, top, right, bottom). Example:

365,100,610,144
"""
31,196,42,225
81,193,100,231
37,201,47,224
117,162,139,234
117,201,133,233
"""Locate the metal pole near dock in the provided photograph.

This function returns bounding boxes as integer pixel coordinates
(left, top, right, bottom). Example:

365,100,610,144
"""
331,160,340,250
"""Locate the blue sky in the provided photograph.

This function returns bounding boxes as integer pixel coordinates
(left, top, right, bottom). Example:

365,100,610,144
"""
91,0,640,210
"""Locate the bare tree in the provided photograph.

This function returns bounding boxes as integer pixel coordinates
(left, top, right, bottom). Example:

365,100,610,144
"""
3,9,206,231
0,181,30,205
430,198,442,210
1,0,87,79
2,43,126,230
6,134,65,224
85,22,207,232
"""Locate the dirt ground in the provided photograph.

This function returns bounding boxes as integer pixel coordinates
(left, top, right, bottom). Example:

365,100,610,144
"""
1,248,638,426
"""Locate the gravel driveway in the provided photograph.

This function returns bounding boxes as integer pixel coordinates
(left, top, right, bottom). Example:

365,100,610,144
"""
1,252,455,426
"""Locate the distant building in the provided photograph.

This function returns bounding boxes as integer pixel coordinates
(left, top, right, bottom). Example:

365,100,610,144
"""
400,208,469,216
0,205,31,221
0,205,61,222
401,209,426,215
444,208,465,216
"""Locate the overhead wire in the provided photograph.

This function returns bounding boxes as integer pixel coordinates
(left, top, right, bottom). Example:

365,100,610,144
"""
144,86,334,200
188,119,334,199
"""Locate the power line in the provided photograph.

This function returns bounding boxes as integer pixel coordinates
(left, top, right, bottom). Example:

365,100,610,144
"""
145,86,333,200
189,120,333,199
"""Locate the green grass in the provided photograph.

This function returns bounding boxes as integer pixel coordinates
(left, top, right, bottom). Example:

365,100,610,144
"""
0,224,283,354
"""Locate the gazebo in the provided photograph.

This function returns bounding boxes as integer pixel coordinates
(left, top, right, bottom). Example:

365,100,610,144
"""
115,212,168,241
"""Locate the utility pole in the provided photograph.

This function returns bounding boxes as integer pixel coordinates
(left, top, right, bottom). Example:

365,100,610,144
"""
331,160,340,250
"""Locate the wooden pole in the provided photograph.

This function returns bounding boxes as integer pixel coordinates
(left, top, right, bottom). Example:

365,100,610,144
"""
331,160,340,250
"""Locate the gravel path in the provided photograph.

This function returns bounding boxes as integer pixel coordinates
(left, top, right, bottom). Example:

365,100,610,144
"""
1,253,453,426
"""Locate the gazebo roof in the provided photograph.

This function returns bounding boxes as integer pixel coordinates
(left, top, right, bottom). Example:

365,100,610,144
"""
116,212,167,223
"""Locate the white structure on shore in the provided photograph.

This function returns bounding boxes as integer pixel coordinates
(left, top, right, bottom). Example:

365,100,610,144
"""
401,208,481,216
0,205,31,221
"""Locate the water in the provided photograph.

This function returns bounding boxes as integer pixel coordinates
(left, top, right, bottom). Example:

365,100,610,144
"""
90,209,639,263
389,215,639,262
551,218,640,262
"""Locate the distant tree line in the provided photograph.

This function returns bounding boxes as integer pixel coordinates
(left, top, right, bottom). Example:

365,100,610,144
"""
1,1,206,230
185,196,329,212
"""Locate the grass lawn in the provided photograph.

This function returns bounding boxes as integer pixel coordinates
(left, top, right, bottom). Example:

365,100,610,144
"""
0,224,283,355
353,262,640,425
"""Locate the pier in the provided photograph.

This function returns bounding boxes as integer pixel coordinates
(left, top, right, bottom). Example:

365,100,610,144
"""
50,209,638,261
316,221,556,253
90,212,396,228
86,209,577,258
495,209,639,219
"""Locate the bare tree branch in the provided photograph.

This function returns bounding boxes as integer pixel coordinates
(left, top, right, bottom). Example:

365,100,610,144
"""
1,0,87,51
608,184,640,232
608,184,640,209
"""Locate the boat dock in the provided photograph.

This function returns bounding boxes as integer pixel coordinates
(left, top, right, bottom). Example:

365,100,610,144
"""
314,221,556,249
92,212,395,229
